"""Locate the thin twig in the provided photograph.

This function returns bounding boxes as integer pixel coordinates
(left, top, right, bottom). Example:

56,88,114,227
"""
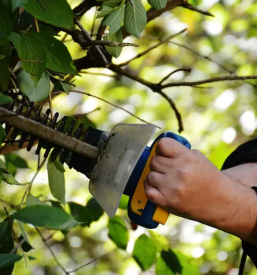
68,253,109,273
76,20,111,67
74,107,101,117
80,71,117,78
159,68,191,85
181,3,215,17
162,75,257,88
18,158,47,209
0,198,17,209
81,40,139,47
10,238,26,254
168,41,234,74
34,18,40,32
35,227,68,275
48,95,53,119
70,90,161,129
118,28,187,67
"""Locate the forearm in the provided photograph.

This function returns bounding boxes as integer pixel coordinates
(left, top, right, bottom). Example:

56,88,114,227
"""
214,163,257,244
199,176,257,245
222,163,257,188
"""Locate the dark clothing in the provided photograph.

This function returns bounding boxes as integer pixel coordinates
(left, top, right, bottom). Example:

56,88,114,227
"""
222,139,257,270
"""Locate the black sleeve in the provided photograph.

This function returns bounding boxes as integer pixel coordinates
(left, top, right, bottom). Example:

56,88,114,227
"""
221,139,257,268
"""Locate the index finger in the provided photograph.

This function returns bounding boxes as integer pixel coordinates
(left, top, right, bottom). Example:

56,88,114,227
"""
155,138,189,158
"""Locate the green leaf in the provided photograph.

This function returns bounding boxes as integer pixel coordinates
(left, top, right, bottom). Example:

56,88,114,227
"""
49,76,74,94
0,254,22,268
147,0,167,10
11,32,46,85
24,0,74,28
69,198,103,225
108,216,128,250
17,221,31,247
103,0,123,8
47,156,65,204
11,205,81,231
17,70,50,102
10,0,29,11
97,6,114,18
0,2,17,45
103,28,123,58
0,94,11,105
5,154,29,176
102,2,125,34
0,159,28,185
26,193,47,206
0,221,11,246
8,32,20,49
156,249,182,275
124,0,147,38
40,35,77,75
17,235,33,252
133,234,157,270
118,194,129,209
0,125,5,145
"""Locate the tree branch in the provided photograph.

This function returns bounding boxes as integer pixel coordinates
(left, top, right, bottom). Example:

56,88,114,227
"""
73,0,99,19
162,75,257,88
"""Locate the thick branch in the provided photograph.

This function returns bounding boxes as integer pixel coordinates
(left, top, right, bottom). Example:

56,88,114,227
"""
162,75,257,88
73,0,99,19
147,0,184,23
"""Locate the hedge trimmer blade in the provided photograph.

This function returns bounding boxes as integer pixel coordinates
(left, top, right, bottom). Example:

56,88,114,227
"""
89,124,156,217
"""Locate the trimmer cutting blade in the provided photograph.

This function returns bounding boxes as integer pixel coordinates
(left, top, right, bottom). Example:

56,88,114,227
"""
89,124,156,217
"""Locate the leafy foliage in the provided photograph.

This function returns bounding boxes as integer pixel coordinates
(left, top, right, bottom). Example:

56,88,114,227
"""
0,0,256,273
11,205,81,231
108,216,128,250
68,198,103,225
133,234,157,270
47,156,65,204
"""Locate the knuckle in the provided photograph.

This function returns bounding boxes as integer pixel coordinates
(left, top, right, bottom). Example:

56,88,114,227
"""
156,138,167,153
150,156,158,168
147,171,156,183
145,190,155,201
190,149,202,158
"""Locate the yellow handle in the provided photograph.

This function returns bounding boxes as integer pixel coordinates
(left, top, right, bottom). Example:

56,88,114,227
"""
131,141,169,225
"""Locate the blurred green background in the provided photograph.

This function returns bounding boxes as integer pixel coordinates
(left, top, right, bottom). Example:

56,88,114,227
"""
1,0,257,274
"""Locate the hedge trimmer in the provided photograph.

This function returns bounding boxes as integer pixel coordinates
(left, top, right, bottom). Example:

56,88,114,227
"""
0,101,190,229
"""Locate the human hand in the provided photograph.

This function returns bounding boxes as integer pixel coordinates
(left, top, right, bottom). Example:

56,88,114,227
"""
144,138,248,225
